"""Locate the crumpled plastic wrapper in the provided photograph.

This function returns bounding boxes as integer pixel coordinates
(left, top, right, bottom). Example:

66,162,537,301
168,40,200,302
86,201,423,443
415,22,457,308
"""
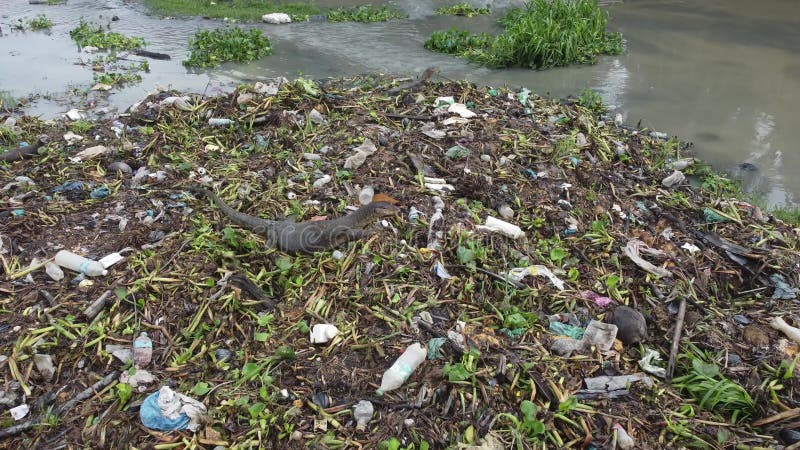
343,139,378,169
623,239,672,278
506,265,565,290
140,386,207,432
638,348,667,378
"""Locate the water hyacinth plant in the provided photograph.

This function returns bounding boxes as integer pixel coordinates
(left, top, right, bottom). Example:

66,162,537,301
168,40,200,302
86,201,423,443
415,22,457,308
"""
70,18,146,50
425,0,623,69
326,4,407,23
435,3,491,17
183,27,272,68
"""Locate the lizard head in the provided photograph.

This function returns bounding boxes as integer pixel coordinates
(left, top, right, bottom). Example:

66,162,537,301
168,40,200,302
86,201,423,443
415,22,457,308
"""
369,202,401,217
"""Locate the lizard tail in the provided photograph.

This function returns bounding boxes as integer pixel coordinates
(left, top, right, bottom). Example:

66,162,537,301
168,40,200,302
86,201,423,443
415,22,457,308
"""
189,185,274,234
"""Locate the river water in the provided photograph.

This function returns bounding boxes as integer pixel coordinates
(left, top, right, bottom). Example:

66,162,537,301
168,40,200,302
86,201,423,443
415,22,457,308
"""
1,0,798,206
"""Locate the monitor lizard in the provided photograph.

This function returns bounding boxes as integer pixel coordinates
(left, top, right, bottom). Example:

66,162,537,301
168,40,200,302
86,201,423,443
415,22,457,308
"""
189,186,400,253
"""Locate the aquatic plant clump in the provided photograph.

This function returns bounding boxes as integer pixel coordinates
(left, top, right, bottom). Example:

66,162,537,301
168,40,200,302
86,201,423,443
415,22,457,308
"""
424,28,493,56
183,27,272,69
69,18,146,50
435,3,491,17
326,4,408,23
28,14,54,30
425,0,623,69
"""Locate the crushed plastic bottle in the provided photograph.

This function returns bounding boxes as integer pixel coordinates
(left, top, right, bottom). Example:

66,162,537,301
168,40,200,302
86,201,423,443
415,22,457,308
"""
352,400,374,431
133,332,153,368
45,262,64,281
377,342,427,395
54,250,108,276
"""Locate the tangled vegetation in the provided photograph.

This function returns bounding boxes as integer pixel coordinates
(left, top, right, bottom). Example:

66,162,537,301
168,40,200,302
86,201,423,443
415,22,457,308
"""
0,91,16,113
426,0,623,69
1,73,799,448
326,4,408,23
183,27,272,69
141,0,321,22
28,15,54,30
424,28,493,57
69,18,146,50
435,3,491,17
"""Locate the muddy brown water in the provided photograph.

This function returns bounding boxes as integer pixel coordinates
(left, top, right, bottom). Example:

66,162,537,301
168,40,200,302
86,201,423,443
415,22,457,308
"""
1,0,798,206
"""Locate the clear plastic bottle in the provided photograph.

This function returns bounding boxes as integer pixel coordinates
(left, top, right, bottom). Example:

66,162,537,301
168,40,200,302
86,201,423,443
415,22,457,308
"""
377,342,427,395
54,250,108,276
45,262,64,281
352,400,374,431
133,332,153,368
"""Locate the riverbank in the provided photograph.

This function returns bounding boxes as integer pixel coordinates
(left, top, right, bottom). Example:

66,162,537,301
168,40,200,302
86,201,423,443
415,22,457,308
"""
1,74,800,448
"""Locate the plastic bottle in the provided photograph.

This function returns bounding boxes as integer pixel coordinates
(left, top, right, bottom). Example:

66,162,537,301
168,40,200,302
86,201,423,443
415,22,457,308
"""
358,186,374,205
377,343,427,395
133,332,153,368
208,118,233,127
54,250,108,276
352,400,374,431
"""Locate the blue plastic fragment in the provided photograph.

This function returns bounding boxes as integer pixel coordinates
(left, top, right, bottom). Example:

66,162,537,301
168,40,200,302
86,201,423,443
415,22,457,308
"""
140,390,190,431
549,321,585,340
52,181,85,193
500,328,525,339
427,337,446,360
12,209,24,216
563,228,578,235
569,156,580,166
523,169,538,179
90,186,109,199
771,274,799,300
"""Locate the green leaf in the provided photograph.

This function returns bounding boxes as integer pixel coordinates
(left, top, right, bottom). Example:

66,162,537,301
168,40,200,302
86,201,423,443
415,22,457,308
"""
248,401,266,418
192,381,211,396
443,363,471,382
254,332,269,342
692,359,720,378
457,246,475,264
114,287,127,300
520,400,537,420
275,346,296,360
549,247,568,263
257,314,274,327
275,256,292,272
116,382,132,405
531,420,546,435
242,362,260,380
504,312,529,329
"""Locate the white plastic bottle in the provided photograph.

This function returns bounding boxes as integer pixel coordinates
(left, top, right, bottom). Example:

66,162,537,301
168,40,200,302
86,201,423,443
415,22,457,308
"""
377,343,427,395
54,250,108,276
